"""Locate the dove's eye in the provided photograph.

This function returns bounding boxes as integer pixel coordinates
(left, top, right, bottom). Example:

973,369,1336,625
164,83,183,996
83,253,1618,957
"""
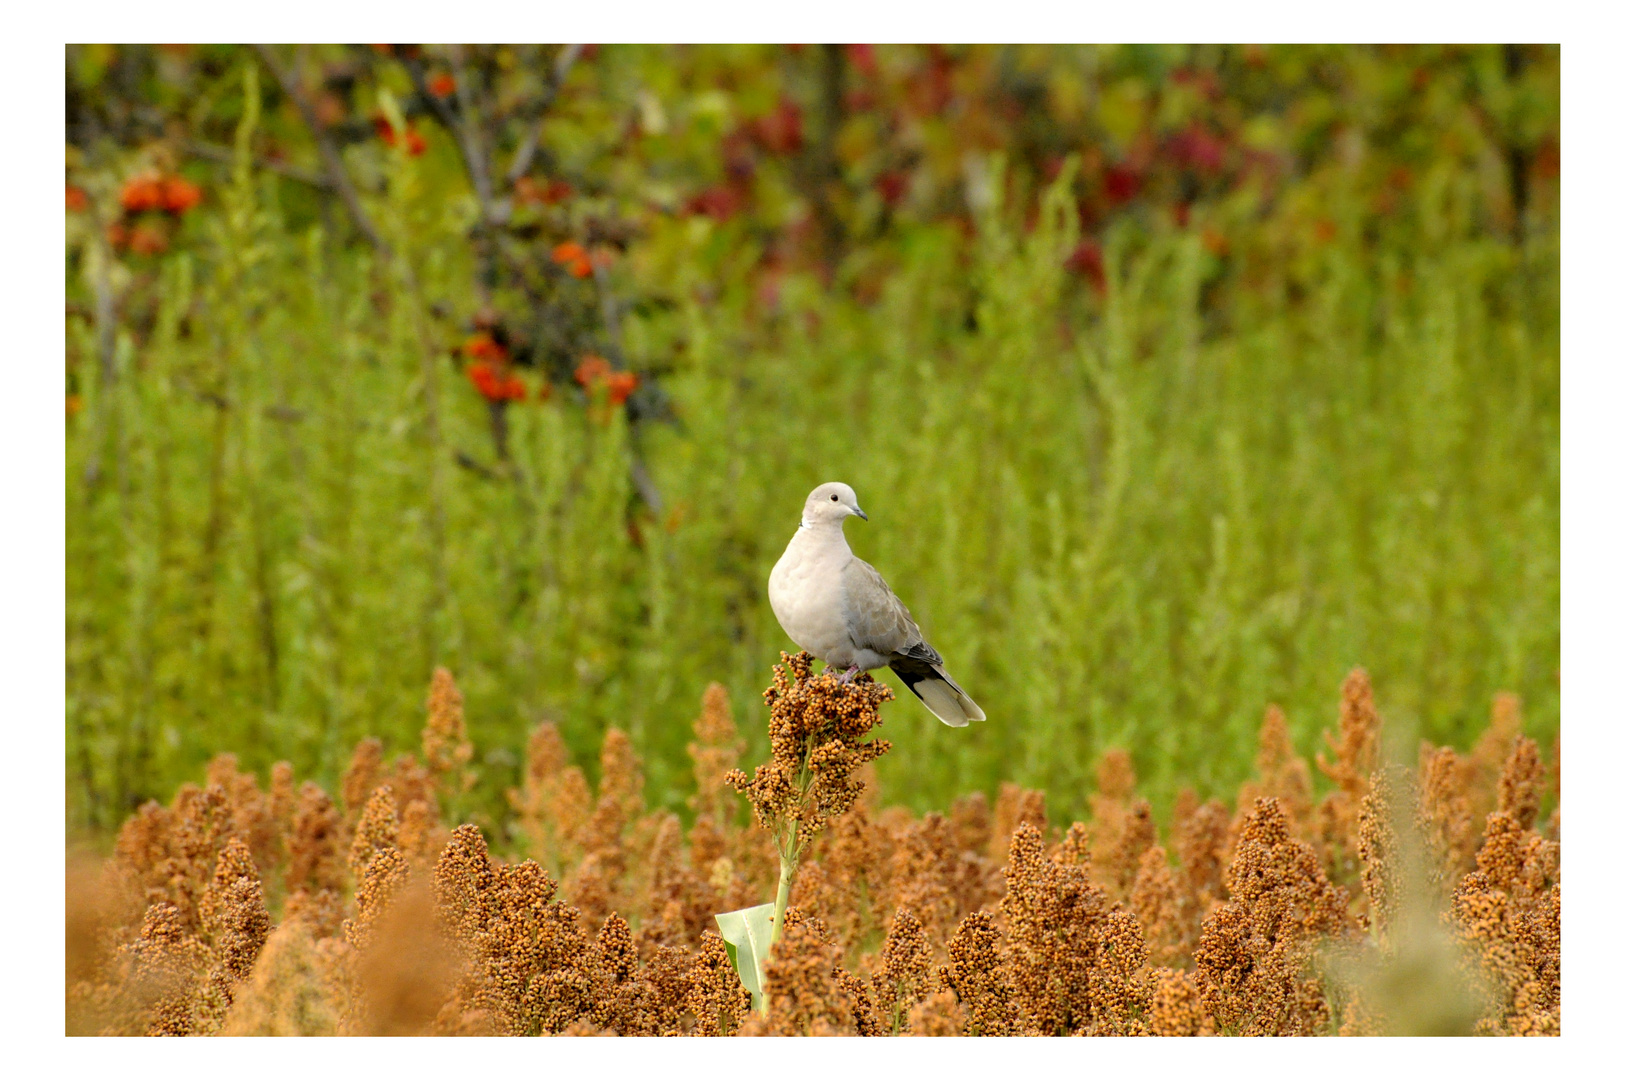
830,494,838,501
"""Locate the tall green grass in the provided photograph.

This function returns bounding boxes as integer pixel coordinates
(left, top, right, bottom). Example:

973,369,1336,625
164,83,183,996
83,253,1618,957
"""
67,132,1558,832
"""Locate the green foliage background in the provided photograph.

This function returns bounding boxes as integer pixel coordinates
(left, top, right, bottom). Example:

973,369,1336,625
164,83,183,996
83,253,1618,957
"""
66,44,1559,834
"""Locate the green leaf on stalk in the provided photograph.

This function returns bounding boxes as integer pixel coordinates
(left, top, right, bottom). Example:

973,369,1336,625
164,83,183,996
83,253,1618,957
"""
714,902,775,1013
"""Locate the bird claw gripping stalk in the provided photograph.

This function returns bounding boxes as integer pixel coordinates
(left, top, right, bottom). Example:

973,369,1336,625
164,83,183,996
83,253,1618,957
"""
715,652,893,1013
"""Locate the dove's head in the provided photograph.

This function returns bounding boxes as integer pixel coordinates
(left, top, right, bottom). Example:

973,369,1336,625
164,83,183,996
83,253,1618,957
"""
802,481,868,529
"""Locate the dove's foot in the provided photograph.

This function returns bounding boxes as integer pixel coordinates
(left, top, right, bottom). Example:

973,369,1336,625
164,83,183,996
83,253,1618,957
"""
837,664,861,684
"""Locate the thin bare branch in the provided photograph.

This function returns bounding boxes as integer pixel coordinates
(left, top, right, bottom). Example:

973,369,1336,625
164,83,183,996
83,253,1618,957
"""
505,44,585,186
252,44,390,255
184,140,331,189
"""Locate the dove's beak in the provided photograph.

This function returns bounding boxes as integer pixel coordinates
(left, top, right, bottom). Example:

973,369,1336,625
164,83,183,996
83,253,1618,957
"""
853,506,868,521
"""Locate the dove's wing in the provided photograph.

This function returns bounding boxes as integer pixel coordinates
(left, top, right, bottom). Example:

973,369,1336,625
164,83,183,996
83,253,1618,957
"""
840,557,926,658
841,558,986,727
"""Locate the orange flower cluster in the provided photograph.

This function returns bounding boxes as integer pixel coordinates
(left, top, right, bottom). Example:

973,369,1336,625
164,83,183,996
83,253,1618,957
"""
67,666,1557,1036
462,333,529,403
514,176,573,206
467,363,526,403
373,113,427,156
120,172,203,215
573,354,639,405
100,171,205,255
551,239,595,278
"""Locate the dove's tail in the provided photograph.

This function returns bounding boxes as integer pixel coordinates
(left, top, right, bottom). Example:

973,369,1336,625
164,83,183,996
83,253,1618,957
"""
891,660,986,728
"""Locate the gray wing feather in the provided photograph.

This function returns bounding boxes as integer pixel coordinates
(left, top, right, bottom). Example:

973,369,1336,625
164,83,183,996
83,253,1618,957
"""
840,558,927,659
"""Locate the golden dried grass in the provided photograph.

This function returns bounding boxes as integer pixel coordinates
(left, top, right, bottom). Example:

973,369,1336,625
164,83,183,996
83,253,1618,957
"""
66,662,1558,1036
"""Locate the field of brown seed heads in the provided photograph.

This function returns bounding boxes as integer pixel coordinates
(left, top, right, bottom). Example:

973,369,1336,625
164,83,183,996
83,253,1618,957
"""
66,658,1558,1036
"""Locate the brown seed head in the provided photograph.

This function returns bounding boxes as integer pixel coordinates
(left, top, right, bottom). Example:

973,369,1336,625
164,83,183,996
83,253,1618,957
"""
347,786,400,886
423,667,475,794
341,738,385,819
1496,735,1545,831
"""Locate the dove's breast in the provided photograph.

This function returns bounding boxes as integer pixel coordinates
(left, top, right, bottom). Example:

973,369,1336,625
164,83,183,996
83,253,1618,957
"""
769,529,859,668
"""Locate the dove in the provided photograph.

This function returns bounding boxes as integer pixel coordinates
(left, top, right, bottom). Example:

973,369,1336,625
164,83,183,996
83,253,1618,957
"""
769,482,986,727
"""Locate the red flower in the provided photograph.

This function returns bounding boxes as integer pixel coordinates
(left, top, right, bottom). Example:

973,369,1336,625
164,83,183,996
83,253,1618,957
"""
573,354,638,407
551,239,593,278
67,394,83,417
605,371,639,405
846,44,877,77
517,177,573,206
106,222,128,249
467,361,499,399
467,362,525,403
120,173,164,213
754,98,803,155
574,355,612,388
683,185,743,221
65,185,88,213
1103,164,1141,205
374,114,427,157
463,332,508,362
428,72,456,99
160,176,202,215
128,222,170,256
1168,123,1227,176
1065,239,1106,293
875,170,910,208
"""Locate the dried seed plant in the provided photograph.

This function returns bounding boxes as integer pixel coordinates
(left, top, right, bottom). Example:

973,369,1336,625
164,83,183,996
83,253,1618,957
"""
1418,745,1478,885
689,682,744,827
1238,704,1313,839
423,666,476,802
1322,766,1489,1035
1001,821,1150,1035
724,652,893,943
1450,812,1560,1034
509,721,590,874
66,665,1557,1037
1087,750,1156,901
1194,797,1355,1034
1316,669,1384,885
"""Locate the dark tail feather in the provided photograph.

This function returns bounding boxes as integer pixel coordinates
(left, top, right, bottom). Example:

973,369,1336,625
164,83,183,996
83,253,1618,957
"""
890,658,987,728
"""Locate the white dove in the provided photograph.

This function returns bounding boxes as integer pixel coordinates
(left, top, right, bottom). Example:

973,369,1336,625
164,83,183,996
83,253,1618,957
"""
769,482,986,727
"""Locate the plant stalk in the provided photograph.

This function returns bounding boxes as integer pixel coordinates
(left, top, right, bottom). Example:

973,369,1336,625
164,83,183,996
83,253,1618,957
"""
771,847,795,947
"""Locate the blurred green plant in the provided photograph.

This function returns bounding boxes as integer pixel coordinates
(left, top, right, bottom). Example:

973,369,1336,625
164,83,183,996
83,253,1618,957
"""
65,45,1558,835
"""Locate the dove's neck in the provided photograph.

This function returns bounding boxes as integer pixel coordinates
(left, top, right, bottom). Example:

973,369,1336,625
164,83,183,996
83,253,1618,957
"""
793,520,852,556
